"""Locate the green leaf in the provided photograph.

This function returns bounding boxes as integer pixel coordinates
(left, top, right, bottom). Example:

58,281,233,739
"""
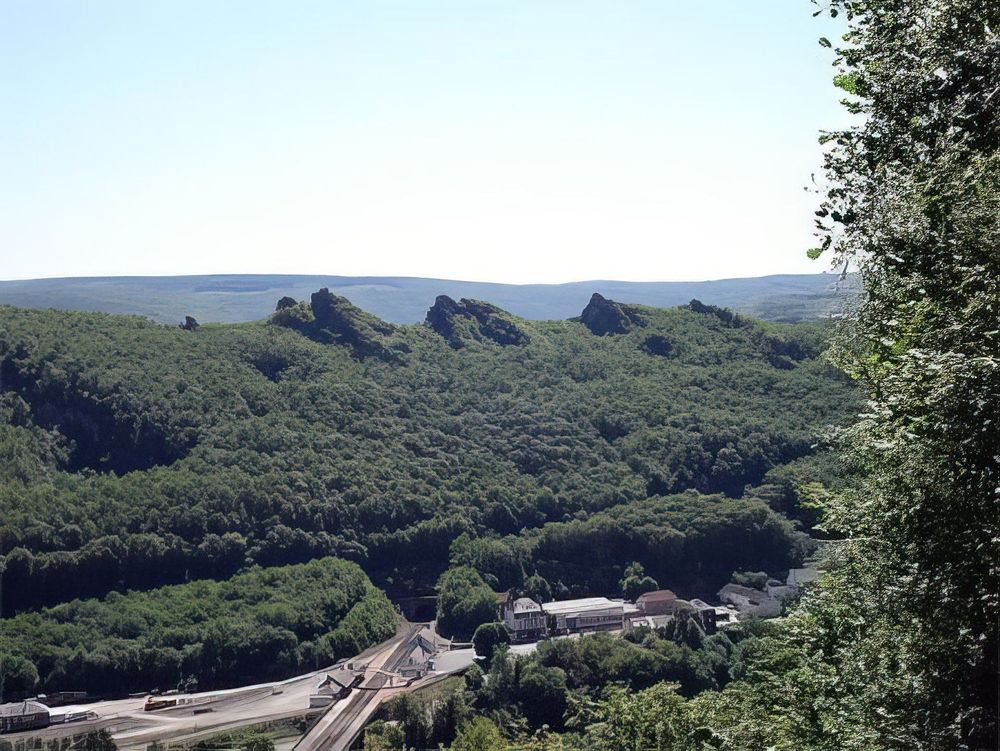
834,73,858,94
806,248,824,260
819,37,832,48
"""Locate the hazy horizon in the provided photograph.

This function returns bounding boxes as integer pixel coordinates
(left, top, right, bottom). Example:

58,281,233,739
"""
0,269,844,285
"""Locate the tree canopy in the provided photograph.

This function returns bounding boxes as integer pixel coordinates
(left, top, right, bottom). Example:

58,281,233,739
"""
0,557,396,697
808,0,999,746
436,567,499,641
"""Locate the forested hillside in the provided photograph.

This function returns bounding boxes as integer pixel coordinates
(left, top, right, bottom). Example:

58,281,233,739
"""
0,558,396,697
0,293,850,606
0,291,852,696
450,489,813,598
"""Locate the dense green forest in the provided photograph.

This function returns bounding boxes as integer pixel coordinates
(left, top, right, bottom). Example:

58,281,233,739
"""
449,489,812,598
0,287,853,699
0,557,396,698
0,292,851,618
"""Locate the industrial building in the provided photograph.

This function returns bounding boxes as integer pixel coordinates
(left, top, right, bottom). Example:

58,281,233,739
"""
717,583,783,618
541,596,623,635
635,589,678,615
623,613,674,632
624,596,724,634
1,700,51,735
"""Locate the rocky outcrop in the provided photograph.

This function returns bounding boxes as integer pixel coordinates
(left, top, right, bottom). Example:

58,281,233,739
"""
578,293,646,335
425,296,530,349
687,299,745,327
310,289,395,336
272,289,402,361
424,295,463,344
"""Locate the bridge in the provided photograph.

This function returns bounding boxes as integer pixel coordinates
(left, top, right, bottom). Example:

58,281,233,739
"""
293,622,475,751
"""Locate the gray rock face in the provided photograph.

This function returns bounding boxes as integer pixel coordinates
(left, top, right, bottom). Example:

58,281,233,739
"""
426,295,530,348
273,288,402,360
578,293,645,335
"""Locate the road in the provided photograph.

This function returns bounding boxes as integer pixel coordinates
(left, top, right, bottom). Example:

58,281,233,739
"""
294,623,424,751
1,621,416,751
6,667,328,751
3,620,481,751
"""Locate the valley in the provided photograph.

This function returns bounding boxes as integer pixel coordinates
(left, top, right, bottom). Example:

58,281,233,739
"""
0,289,854,746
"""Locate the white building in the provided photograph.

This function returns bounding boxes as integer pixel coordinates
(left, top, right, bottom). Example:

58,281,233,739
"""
717,583,782,618
541,597,623,634
624,613,674,632
502,595,547,642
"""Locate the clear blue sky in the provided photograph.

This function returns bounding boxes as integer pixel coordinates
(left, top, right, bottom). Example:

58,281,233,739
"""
0,1,847,283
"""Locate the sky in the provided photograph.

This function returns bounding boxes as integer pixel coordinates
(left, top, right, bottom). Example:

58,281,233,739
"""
0,1,848,284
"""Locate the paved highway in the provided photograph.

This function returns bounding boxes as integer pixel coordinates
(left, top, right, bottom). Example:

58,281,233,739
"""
294,625,481,751
1,622,416,751
294,623,429,751
3,620,481,751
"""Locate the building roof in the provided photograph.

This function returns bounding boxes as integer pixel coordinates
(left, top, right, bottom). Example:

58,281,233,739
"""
628,614,674,629
637,589,677,604
718,583,768,603
510,597,542,613
0,701,49,717
318,666,357,690
541,597,622,615
416,632,437,655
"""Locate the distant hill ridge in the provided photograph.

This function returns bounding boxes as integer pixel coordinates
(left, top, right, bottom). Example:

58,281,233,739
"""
0,272,856,324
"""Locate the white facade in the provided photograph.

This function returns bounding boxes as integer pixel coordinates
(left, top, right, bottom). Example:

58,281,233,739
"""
541,597,623,634
502,596,547,641
624,613,674,632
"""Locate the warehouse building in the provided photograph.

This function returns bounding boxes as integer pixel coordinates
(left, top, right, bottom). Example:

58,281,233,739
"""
717,583,782,618
0,700,51,735
542,596,623,635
